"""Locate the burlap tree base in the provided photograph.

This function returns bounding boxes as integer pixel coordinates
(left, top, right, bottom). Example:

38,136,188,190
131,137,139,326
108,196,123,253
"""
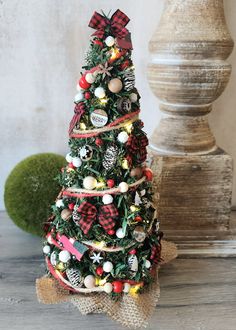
36,241,177,329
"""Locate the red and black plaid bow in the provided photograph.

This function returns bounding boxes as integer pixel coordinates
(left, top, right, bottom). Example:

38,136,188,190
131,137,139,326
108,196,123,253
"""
150,243,162,264
68,102,85,134
75,201,118,235
126,133,149,164
88,10,132,49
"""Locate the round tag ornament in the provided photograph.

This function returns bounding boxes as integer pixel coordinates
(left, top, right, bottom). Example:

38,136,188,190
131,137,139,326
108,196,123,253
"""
90,109,108,127
133,226,146,243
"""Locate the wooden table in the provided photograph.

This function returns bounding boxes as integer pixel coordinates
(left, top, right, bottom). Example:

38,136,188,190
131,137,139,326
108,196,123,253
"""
1,211,236,330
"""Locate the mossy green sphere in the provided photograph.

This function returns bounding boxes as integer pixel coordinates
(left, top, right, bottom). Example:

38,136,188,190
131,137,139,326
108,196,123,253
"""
4,153,66,236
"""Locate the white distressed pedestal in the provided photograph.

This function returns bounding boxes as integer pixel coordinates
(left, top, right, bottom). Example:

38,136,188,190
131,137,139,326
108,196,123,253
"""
147,0,236,256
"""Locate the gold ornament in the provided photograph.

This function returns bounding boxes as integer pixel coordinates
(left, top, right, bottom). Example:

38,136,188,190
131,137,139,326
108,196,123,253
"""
56,262,67,271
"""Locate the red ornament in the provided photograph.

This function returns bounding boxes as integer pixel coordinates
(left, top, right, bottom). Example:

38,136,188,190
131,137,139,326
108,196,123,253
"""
107,179,115,188
93,39,103,47
107,229,115,235
68,162,75,169
79,76,91,90
134,215,142,222
129,249,137,255
96,266,104,276
95,138,103,146
112,281,123,293
143,168,153,181
84,91,91,100
68,203,75,210
120,60,130,70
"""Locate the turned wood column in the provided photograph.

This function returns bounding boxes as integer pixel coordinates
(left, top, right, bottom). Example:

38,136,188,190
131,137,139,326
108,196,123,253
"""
147,0,235,256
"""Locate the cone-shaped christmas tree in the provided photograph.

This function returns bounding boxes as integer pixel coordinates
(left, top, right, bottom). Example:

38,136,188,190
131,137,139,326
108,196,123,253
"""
41,9,162,298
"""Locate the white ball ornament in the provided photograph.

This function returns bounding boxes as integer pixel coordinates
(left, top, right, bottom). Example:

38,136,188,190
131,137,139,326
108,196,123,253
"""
65,153,73,163
105,36,115,47
129,93,138,103
83,176,97,190
119,182,129,193
72,157,82,168
103,261,114,273
95,86,106,99
123,283,131,293
116,227,126,239
84,275,96,289
74,91,84,102
117,131,129,143
56,199,64,208
145,260,151,269
102,194,113,205
85,72,96,84
43,245,51,254
103,282,113,293
59,250,71,263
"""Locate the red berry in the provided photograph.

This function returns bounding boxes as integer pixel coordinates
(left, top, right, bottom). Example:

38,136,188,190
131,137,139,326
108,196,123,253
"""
107,179,115,188
112,281,123,293
107,229,115,235
68,162,75,169
134,216,142,222
84,91,91,100
93,39,103,47
79,76,91,90
96,266,104,276
120,60,130,70
95,138,103,146
143,168,153,181
129,249,137,255
68,203,75,210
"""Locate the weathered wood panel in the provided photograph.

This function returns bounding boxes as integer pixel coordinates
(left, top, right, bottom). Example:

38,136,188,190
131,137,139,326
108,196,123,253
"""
151,149,233,232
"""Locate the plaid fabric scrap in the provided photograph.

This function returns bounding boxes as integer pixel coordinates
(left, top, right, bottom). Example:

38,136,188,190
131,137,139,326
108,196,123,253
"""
127,133,149,163
76,202,97,235
68,102,85,134
98,204,119,231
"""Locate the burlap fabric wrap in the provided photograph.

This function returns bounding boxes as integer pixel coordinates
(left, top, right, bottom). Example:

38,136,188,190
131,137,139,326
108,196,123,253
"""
36,240,177,329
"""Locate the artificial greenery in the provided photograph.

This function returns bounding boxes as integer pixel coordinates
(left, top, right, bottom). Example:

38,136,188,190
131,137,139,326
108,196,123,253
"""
42,10,162,294
4,153,66,236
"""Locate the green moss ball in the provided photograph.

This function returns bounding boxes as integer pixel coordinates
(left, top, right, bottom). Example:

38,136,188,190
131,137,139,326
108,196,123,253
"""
4,153,66,236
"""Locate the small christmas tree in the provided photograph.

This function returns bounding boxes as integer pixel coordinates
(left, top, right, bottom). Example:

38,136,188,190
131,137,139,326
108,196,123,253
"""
41,9,162,299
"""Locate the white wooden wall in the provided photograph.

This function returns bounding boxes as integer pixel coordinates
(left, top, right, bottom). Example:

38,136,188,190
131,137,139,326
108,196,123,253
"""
0,0,236,209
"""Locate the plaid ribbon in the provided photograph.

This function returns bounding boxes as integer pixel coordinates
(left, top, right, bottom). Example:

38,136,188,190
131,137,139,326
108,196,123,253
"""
76,201,118,235
150,243,162,264
68,102,85,134
88,9,130,40
126,133,149,164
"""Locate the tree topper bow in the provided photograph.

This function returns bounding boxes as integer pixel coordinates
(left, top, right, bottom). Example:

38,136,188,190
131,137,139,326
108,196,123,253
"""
88,9,132,49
